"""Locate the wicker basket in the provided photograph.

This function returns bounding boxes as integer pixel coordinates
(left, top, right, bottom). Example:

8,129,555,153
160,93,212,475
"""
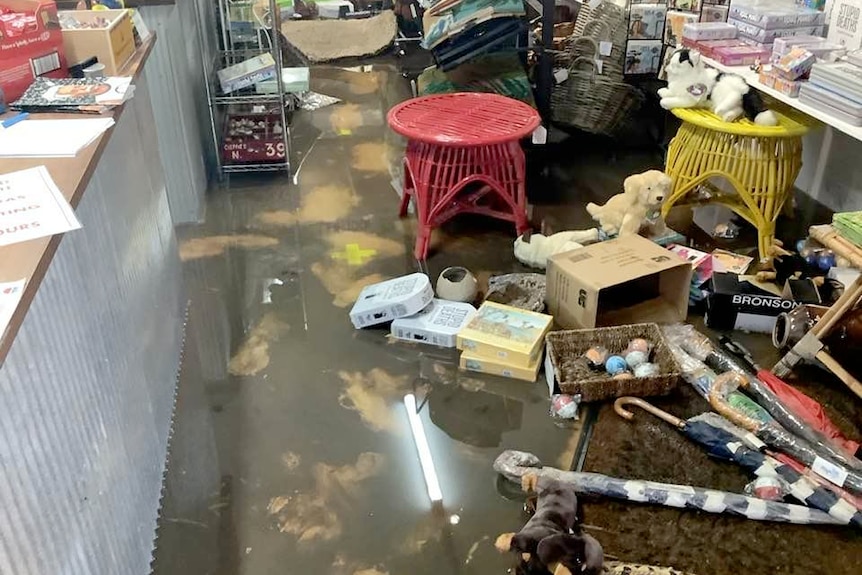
565,7,627,77
545,323,682,403
550,57,643,135
580,19,626,80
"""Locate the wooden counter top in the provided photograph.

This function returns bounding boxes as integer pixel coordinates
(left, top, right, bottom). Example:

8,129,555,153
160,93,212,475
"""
0,35,157,364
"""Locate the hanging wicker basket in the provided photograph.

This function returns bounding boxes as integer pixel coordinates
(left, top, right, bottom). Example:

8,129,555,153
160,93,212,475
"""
550,57,643,136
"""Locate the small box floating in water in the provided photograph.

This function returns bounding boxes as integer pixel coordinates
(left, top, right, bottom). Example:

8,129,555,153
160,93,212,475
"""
391,299,477,348
350,273,434,328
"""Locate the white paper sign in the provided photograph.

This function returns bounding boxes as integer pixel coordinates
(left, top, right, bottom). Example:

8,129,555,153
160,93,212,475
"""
0,166,81,247
554,69,569,84
532,125,548,145
0,279,26,337
599,41,613,56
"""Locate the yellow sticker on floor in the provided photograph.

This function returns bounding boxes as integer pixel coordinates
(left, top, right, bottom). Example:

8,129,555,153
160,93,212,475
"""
331,243,377,266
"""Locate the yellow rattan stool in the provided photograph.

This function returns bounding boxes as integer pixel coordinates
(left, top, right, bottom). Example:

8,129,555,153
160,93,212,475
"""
663,107,816,259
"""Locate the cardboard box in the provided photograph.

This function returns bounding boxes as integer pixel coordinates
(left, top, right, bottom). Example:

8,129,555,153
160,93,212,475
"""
0,0,67,102
349,273,433,328
546,235,692,329
58,10,134,75
390,299,477,348
456,301,552,367
705,272,799,333
459,349,542,382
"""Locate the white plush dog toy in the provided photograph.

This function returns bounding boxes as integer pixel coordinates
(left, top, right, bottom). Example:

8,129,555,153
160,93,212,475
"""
658,48,777,125
586,170,672,237
514,229,601,269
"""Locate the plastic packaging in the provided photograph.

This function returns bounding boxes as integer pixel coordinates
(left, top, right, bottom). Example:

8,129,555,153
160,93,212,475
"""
625,350,648,368
298,91,341,111
745,476,788,501
634,363,660,377
660,336,717,398
605,355,628,375
550,394,581,420
584,346,609,369
493,450,843,525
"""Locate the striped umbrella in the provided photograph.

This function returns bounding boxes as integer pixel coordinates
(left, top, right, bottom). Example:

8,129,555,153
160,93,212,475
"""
614,397,862,528
493,450,843,526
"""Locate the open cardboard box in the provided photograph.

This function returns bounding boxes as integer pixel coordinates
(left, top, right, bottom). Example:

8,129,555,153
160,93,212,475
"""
58,9,134,75
546,235,692,329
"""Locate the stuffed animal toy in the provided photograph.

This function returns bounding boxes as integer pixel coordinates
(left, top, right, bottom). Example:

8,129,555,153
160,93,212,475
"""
657,48,717,110
496,473,604,575
586,170,671,237
658,48,778,126
514,229,603,269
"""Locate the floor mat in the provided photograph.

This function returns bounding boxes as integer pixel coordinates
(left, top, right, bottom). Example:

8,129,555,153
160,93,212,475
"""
281,12,398,63
580,377,862,575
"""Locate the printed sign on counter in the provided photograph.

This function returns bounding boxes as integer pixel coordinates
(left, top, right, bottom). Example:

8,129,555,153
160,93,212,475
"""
0,166,81,247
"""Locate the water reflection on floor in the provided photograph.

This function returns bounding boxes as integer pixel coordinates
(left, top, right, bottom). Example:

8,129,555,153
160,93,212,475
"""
155,65,606,575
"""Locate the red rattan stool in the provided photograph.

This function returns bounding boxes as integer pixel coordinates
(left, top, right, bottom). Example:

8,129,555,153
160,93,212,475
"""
387,93,541,260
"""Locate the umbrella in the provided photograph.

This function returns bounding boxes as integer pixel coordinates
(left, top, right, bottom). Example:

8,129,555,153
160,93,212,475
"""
666,325,862,473
719,335,861,463
614,396,862,528
703,410,862,510
709,371,862,495
493,450,843,526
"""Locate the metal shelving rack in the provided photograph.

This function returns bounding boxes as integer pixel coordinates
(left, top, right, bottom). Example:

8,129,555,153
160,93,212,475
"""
201,0,292,176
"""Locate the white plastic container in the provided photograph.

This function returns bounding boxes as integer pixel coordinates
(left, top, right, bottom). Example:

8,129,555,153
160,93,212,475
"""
349,273,434,328
390,299,477,348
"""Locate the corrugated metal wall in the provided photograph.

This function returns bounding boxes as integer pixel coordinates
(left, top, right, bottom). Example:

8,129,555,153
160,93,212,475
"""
140,3,213,224
0,69,184,575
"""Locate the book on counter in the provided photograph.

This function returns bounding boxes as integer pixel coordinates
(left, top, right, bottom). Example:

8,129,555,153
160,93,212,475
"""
456,301,552,368
11,77,135,113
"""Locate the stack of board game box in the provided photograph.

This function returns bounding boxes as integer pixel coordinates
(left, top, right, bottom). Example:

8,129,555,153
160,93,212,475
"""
728,0,825,48
799,60,862,125
456,301,553,382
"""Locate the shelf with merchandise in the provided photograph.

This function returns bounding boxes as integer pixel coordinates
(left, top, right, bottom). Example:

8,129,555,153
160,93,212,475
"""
209,49,295,105
200,0,293,176
219,103,292,172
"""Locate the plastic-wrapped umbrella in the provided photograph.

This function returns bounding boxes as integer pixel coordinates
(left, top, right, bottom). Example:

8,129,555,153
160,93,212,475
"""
664,334,862,500
704,411,862,511
493,450,843,526
710,371,862,495
665,325,862,473
718,335,861,462
614,397,862,528
682,328,862,470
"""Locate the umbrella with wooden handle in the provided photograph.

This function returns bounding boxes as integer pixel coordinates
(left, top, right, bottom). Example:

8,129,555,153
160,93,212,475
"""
614,396,862,528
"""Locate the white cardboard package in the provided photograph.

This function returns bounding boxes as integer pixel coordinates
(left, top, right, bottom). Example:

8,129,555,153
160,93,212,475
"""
349,273,434,328
390,299,477,347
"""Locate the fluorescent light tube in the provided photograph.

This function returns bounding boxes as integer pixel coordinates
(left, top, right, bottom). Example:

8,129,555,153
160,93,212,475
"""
404,394,443,503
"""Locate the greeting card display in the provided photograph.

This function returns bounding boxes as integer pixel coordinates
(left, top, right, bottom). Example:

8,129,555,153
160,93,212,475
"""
626,40,664,74
629,4,667,40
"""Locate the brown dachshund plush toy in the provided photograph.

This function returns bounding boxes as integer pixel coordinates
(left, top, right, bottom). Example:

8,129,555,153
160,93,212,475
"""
496,473,604,575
